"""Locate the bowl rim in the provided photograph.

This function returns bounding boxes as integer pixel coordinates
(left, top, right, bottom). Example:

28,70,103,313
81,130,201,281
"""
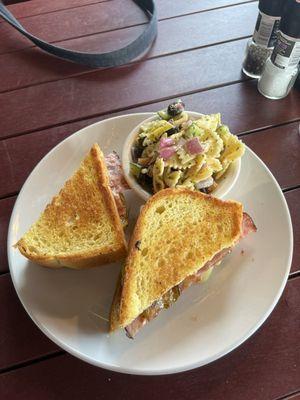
122,111,241,201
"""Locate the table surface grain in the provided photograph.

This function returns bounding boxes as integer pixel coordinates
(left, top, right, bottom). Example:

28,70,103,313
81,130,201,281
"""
0,1,299,399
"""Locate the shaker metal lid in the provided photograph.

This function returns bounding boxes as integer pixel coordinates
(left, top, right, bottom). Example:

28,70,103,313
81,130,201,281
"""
259,0,284,16
280,0,300,39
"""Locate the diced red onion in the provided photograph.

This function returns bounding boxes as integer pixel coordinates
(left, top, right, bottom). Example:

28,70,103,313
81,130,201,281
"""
159,146,176,160
185,137,204,155
159,137,175,149
195,177,214,190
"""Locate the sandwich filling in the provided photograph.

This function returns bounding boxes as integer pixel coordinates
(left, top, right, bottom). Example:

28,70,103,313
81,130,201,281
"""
105,152,129,225
125,212,257,338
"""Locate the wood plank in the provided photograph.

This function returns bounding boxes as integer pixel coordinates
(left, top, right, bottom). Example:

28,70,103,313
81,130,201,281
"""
242,122,300,190
0,0,147,55
0,274,59,371
0,0,257,55
2,0,111,22
284,189,300,275
282,393,300,400
0,197,15,274
0,81,299,196
0,2,257,93
4,0,256,21
0,276,298,400
3,0,29,5
0,38,256,138
156,0,257,20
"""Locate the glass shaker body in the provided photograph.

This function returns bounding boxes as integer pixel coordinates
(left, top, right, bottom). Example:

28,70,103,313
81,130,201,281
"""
258,59,299,99
242,2,282,78
257,0,300,100
243,39,273,78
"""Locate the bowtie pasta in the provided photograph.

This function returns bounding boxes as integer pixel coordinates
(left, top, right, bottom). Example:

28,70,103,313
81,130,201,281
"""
130,101,245,195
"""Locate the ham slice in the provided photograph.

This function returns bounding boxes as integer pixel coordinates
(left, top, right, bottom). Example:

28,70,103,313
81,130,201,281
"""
105,152,129,193
242,212,257,237
105,152,129,221
178,248,231,292
125,288,180,338
125,212,257,338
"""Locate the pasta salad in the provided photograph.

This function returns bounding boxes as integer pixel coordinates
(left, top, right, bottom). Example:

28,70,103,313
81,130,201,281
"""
130,100,245,194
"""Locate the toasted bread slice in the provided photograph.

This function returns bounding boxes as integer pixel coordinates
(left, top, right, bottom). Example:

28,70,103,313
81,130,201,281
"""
16,144,127,269
110,188,243,331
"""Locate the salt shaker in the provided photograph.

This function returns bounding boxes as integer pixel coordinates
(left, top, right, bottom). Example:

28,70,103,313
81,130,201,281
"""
242,0,283,78
258,0,300,99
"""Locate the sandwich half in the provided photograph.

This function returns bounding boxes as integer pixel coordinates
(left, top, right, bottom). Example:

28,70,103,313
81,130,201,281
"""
110,188,256,337
16,143,128,269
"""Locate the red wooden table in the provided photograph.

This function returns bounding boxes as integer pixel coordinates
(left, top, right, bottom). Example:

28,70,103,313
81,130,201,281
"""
0,0,300,399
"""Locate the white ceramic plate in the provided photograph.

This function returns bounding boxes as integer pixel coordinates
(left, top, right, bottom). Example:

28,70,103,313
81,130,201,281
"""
8,113,293,375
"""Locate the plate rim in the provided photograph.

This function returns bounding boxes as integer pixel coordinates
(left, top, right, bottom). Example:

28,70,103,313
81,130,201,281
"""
7,113,293,375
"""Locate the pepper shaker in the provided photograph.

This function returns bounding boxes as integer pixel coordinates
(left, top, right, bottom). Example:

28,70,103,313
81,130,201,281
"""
258,0,300,99
242,0,284,78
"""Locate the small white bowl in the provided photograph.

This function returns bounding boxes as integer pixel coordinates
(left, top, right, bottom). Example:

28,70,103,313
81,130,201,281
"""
122,111,241,201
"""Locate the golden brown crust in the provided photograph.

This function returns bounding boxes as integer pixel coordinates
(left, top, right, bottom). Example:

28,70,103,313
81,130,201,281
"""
16,144,127,269
110,188,243,330
17,239,127,269
91,144,127,260
109,276,123,331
